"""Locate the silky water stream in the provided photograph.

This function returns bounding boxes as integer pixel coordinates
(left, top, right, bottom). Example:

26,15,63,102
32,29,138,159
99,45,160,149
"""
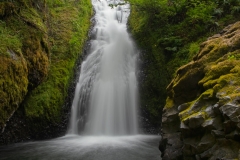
0,0,161,159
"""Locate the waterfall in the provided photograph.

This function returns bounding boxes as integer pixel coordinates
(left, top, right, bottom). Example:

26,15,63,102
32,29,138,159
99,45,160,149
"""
68,0,139,135
0,1,162,159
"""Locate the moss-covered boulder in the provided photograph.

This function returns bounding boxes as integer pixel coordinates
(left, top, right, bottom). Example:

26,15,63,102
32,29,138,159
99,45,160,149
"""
0,0,50,133
161,21,240,160
0,0,92,143
0,52,28,133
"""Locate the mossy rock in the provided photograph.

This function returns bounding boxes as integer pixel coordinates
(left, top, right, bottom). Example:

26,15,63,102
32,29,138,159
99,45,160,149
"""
22,31,49,88
162,21,240,159
0,0,92,137
166,21,240,123
0,2,17,18
22,0,92,125
0,54,28,132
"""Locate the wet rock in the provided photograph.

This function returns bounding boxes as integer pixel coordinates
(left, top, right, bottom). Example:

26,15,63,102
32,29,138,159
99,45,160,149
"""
220,103,240,123
196,133,215,153
161,133,183,160
212,103,221,114
199,138,240,160
182,132,215,156
162,108,180,133
191,101,204,111
188,114,204,129
159,138,167,157
160,21,240,159
225,130,240,140
223,120,236,134
208,34,221,40
178,103,190,112
201,117,223,130
180,121,189,130
211,130,225,138
205,105,215,118
237,122,240,129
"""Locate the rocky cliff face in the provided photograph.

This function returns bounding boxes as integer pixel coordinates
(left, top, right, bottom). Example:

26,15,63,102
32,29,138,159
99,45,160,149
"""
0,1,50,133
0,0,92,144
160,22,240,160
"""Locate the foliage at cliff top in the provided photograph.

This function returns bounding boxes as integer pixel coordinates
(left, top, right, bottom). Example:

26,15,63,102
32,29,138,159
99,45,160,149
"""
129,0,240,72
128,0,240,127
0,0,92,132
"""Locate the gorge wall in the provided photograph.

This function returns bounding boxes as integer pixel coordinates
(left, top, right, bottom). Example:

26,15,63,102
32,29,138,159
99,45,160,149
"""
128,1,240,159
0,0,92,144
161,22,240,160
1,3,240,160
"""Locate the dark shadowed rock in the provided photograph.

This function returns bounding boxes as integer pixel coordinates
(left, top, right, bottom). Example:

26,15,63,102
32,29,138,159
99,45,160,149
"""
211,130,225,138
162,107,180,133
202,117,223,130
178,103,190,112
188,114,204,129
220,103,240,122
161,133,183,160
161,21,240,159
199,138,240,160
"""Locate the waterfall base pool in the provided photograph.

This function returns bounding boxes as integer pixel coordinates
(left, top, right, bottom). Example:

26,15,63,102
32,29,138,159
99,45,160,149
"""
0,135,161,160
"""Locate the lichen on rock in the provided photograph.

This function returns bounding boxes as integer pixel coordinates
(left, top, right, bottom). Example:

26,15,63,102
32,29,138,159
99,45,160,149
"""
161,21,240,160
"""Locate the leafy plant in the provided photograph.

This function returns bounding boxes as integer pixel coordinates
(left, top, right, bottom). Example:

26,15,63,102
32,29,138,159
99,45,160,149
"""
231,6,240,14
128,0,240,126
228,54,236,60
188,42,200,59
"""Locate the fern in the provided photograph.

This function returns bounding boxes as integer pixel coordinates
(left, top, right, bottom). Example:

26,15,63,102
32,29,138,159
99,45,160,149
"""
231,6,240,14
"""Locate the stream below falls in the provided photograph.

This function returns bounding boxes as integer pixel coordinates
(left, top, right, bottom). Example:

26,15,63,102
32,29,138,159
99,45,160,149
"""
0,135,161,160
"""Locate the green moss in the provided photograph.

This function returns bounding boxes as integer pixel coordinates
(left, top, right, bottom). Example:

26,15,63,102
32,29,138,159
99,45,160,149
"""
181,111,207,123
189,42,200,59
0,56,28,130
178,88,215,122
165,97,175,109
0,2,17,18
129,4,171,126
0,0,92,130
200,61,238,87
200,89,215,100
2,1,50,89
178,56,240,120
19,7,47,33
0,21,22,57
23,0,93,123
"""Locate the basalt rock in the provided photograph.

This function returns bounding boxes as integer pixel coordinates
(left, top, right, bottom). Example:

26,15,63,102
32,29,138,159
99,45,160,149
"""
160,21,240,159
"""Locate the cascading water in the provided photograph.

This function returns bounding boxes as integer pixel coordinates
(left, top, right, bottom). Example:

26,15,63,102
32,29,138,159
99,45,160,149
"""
68,0,138,135
0,1,162,159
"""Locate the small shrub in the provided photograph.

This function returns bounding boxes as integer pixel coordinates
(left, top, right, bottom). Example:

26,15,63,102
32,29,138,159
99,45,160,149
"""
189,42,200,59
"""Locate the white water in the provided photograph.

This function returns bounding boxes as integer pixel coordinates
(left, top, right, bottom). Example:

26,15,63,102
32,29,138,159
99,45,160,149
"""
0,135,161,160
68,0,138,135
0,1,162,159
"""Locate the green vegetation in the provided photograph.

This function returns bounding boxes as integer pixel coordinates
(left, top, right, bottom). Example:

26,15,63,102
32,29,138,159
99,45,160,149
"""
0,21,22,57
128,0,240,126
0,0,92,131
24,0,93,125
